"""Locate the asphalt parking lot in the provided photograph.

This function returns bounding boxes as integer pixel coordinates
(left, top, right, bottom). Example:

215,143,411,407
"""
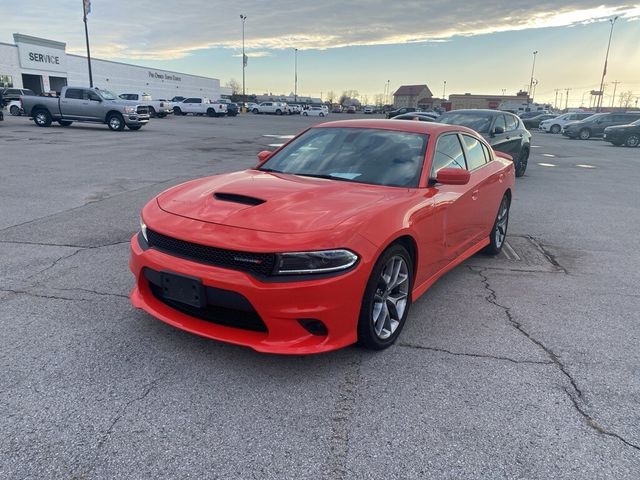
1,113,639,479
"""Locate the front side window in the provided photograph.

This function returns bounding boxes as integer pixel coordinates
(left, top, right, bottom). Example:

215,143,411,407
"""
462,135,487,170
431,134,466,175
260,127,428,188
65,89,83,99
85,91,101,101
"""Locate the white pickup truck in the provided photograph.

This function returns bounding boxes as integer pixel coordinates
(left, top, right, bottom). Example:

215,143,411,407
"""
172,97,228,117
252,102,288,115
119,93,173,118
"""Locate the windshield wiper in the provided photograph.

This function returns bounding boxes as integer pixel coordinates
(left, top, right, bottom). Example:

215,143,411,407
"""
294,173,357,182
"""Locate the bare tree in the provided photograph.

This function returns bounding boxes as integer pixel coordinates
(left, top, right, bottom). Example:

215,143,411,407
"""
374,94,385,107
225,79,241,95
361,95,369,106
339,92,349,105
344,89,359,99
618,90,634,108
326,91,336,103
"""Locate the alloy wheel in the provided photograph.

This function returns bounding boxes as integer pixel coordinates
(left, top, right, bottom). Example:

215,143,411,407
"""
372,255,409,340
35,112,47,125
494,197,509,249
109,116,121,129
626,135,639,147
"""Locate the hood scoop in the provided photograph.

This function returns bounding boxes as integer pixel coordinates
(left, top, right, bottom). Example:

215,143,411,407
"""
213,192,266,206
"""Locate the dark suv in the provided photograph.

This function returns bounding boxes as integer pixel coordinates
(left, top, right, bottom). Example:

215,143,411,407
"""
1,88,36,106
562,112,640,140
437,109,532,177
603,119,640,147
386,107,416,118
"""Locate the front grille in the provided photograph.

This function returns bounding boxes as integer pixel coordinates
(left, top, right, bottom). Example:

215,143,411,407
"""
146,229,276,276
147,278,267,332
137,106,149,114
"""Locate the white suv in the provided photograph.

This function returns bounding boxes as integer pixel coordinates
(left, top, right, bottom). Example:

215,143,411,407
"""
540,112,592,134
252,102,287,115
173,97,228,117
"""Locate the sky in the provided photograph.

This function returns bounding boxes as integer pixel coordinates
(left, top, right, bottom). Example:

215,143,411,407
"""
3,1,640,107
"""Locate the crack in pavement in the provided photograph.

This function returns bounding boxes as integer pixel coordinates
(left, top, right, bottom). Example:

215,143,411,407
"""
468,265,640,452
397,342,553,365
0,239,130,249
26,248,84,279
0,288,89,302
526,235,569,274
51,287,129,299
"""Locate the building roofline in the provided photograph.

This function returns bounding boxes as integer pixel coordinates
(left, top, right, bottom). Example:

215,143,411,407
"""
13,33,66,49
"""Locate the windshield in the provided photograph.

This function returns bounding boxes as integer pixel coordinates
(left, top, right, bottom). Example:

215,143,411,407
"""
437,112,493,134
259,127,428,188
97,89,117,100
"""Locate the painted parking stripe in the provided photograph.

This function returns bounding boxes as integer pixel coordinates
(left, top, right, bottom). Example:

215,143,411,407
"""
531,145,541,148
542,153,556,157
576,164,596,169
263,134,295,139
537,162,557,167
268,143,285,147
502,241,521,261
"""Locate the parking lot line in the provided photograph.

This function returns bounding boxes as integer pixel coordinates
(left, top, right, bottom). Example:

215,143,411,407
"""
537,162,557,167
576,164,596,169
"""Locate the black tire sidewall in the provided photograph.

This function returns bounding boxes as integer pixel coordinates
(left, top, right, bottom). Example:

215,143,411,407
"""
107,113,125,131
626,135,639,147
358,244,413,350
484,194,510,255
515,148,528,177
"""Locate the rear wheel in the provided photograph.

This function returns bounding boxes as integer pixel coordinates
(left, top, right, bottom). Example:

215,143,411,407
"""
275,109,282,115
58,120,73,127
515,147,529,177
33,109,52,127
253,108,259,114
148,106,157,118
579,128,591,140
173,107,183,116
550,124,561,134
10,105,20,116
207,108,216,117
319,112,325,117
302,112,308,116
483,194,510,255
358,244,413,350
107,113,125,131
625,134,640,147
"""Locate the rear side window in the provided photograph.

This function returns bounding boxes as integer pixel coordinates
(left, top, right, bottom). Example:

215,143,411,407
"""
462,135,488,170
183,98,197,103
431,134,467,174
23,89,36,96
505,114,518,131
481,143,493,162
65,89,83,99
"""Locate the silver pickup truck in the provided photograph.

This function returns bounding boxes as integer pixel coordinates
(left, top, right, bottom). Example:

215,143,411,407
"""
21,86,150,131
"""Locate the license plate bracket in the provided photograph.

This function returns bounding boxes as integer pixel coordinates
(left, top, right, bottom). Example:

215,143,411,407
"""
160,271,206,308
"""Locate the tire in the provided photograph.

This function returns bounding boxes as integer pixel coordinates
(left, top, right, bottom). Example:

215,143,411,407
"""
58,120,73,127
10,105,20,116
483,194,510,255
127,125,142,131
33,109,52,127
253,108,259,114
173,107,183,116
319,113,324,117
207,108,217,117
357,244,413,350
550,124,561,134
107,113,125,131
515,147,529,177
579,128,591,140
148,107,156,118
625,134,640,147
157,113,166,118
302,112,308,116
275,109,282,115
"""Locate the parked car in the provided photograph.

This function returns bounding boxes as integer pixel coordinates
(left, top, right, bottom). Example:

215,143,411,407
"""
225,102,239,116
518,111,546,119
0,90,3,122
252,102,288,115
539,112,592,134
246,102,259,111
363,106,374,114
437,109,531,177
21,86,150,131
8,99,23,116
301,106,328,117
386,107,416,119
562,112,640,140
1,88,36,106
130,119,515,353
603,119,640,147
119,93,173,118
521,113,557,129
173,97,227,117
392,113,436,122
346,106,357,114
332,105,343,113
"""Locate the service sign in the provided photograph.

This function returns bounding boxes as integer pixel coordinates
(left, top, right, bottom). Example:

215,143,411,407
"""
17,42,67,73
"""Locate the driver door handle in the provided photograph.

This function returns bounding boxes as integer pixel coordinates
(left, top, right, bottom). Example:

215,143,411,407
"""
472,190,479,201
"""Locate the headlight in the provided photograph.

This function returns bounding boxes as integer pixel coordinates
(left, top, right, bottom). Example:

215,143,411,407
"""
273,249,358,275
124,106,137,114
139,217,148,242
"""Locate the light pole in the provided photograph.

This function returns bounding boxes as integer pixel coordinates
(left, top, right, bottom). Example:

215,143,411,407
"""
565,88,571,110
385,80,390,104
442,80,446,99
240,14,247,101
597,16,618,111
294,48,298,102
528,50,538,103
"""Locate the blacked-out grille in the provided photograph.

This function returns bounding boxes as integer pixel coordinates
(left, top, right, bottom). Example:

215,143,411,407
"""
146,229,276,276
137,106,149,115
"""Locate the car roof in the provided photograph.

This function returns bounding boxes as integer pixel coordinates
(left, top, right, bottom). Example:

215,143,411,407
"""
313,119,478,136
441,109,508,116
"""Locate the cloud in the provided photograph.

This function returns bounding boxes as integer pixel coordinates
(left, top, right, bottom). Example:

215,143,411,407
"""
2,1,639,60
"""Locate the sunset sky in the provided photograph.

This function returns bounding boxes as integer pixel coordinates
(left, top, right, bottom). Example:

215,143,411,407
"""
3,1,640,107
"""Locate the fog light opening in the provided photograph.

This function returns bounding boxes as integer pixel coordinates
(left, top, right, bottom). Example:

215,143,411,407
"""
298,318,328,336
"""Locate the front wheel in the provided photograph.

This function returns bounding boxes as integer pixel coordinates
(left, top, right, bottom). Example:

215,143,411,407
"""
302,112,308,116
550,124,561,134
33,109,52,127
625,134,640,147
319,112,325,117
148,107,156,118
107,113,125,131
173,107,183,116
358,244,413,350
515,148,529,177
253,108,259,114
10,105,20,116
483,194,510,255
579,128,591,140
275,109,282,115
207,108,217,117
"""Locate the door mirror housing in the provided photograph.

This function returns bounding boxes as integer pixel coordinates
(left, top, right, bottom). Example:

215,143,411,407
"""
256,150,272,167
492,125,505,135
435,168,471,185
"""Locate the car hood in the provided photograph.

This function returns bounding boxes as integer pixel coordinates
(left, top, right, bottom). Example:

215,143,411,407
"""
157,170,407,233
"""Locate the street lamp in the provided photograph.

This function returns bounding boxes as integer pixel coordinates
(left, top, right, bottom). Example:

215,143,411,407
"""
597,16,618,111
442,80,446,99
294,48,298,102
240,14,247,101
528,50,538,103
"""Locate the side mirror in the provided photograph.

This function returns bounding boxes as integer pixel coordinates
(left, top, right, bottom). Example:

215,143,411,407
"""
256,150,272,167
492,125,505,135
435,168,471,186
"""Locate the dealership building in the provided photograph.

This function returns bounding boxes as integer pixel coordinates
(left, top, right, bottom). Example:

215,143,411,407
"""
0,33,226,99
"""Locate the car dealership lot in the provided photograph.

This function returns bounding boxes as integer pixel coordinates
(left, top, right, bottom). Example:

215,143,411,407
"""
1,115,639,478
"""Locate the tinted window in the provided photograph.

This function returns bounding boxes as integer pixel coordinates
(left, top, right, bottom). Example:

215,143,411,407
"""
624,114,640,122
462,135,487,170
260,127,428,188
65,89,83,99
438,112,493,134
183,98,197,103
85,91,101,101
22,89,36,96
7,89,20,95
494,115,507,132
431,134,466,174
505,114,518,131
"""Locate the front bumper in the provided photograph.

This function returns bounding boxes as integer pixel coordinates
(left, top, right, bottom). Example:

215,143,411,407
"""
603,131,625,143
129,229,373,354
124,114,150,126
